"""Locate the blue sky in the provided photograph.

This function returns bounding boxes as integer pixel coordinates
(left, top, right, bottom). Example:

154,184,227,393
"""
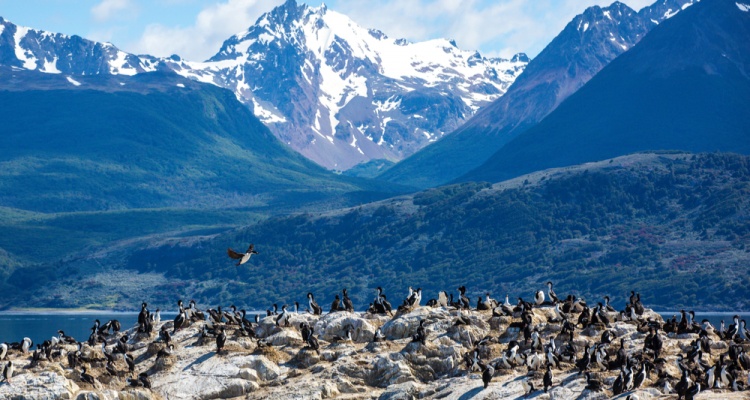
0,0,654,61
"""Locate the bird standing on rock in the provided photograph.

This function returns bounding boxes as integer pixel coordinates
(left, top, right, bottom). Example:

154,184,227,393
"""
412,320,427,345
307,292,323,315
216,328,227,355
543,364,553,392
275,304,290,326
522,379,536,397
343,289,354,312
330,295,342,313
80,366,96,385
535,290,545,306
2,361,13,385
481,361,496,389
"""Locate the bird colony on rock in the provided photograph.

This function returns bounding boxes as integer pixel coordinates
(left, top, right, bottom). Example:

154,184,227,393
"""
0,281,749,399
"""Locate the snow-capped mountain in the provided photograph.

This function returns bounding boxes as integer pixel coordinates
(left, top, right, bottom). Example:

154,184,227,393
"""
380,0,698,188
0,0,528,170
0,16,158,75
162,0,528,169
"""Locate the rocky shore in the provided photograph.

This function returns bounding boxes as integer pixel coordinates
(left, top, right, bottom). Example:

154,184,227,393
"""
0,300,748,399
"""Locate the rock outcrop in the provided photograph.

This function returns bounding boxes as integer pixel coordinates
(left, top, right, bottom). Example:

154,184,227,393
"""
1,299,748,400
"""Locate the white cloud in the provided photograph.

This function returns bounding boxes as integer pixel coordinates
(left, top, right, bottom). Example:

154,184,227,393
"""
129,0,285,61
328,0,662,59
125,0,662,61
91,0,137,22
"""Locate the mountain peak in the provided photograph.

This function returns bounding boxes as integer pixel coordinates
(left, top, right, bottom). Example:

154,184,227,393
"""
511,53,530,63
186,0,528,169
463,0,750,184
0,2,528,171
638,0,697,24
0,17,157,75
378,0,692,189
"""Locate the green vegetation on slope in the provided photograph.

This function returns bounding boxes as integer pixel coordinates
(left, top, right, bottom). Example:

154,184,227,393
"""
12,153,749,311
0,71,409,295
0,83,355,212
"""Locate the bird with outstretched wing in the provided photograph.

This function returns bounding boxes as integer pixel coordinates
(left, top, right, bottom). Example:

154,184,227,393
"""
227,244,259,266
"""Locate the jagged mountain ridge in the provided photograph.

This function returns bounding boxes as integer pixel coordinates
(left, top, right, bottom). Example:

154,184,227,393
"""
462,0,750,183
0,16,158,75
0,0,528,170
379,0,697,189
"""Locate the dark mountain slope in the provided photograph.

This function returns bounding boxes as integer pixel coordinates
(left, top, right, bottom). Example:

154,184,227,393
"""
12,153,749,311
379,0,695,189
464,0,750,183
0,69,405,285
0,69,395,213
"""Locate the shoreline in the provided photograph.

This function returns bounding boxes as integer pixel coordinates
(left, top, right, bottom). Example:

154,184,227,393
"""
0,308,140,315
0,308,267,315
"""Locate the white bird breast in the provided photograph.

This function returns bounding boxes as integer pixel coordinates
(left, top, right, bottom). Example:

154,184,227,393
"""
240,253,252,264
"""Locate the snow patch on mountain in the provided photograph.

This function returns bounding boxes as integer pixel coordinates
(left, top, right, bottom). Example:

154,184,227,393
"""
42,57,60,73
737,3,750,12
14,26,37,70
169,1,528,169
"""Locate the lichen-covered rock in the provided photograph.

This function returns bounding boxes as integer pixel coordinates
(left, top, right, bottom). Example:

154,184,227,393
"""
0,371,79,400
611,321,639,338
380,307,453,340
377,381,423,400
254,313,319,339
370,353,416,387
264,329,302,347
74,390,153,400
314,311,377,343
235,355,281,381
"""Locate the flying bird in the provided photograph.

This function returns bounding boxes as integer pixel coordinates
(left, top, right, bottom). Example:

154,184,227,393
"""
227,244,259,266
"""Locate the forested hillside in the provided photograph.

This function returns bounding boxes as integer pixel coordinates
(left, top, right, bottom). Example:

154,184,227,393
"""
9,152,749,311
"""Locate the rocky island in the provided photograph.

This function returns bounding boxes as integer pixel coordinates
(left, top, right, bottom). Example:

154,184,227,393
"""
0,290,748,400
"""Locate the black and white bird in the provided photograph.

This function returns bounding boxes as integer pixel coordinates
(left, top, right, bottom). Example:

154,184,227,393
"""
80,366,96,385
173,300,187,334
458,286,471,309
412,320,427,345
603,296,616,312
216,328,227,354
522,379,536,397
481,361,496,389
613,368,626,395
406,288,422,307
156,344,175,359
543,364,553,392
373,328,385,343
138,372,152,389
2,361,12,384
307,293,322,315
332,327,353,343
633,363,647,389
227,243,259,266
275,304,290,326
546,281,560,304
330,295,342,313
535,289,545,306
342,289,354,312
21,337,32,353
